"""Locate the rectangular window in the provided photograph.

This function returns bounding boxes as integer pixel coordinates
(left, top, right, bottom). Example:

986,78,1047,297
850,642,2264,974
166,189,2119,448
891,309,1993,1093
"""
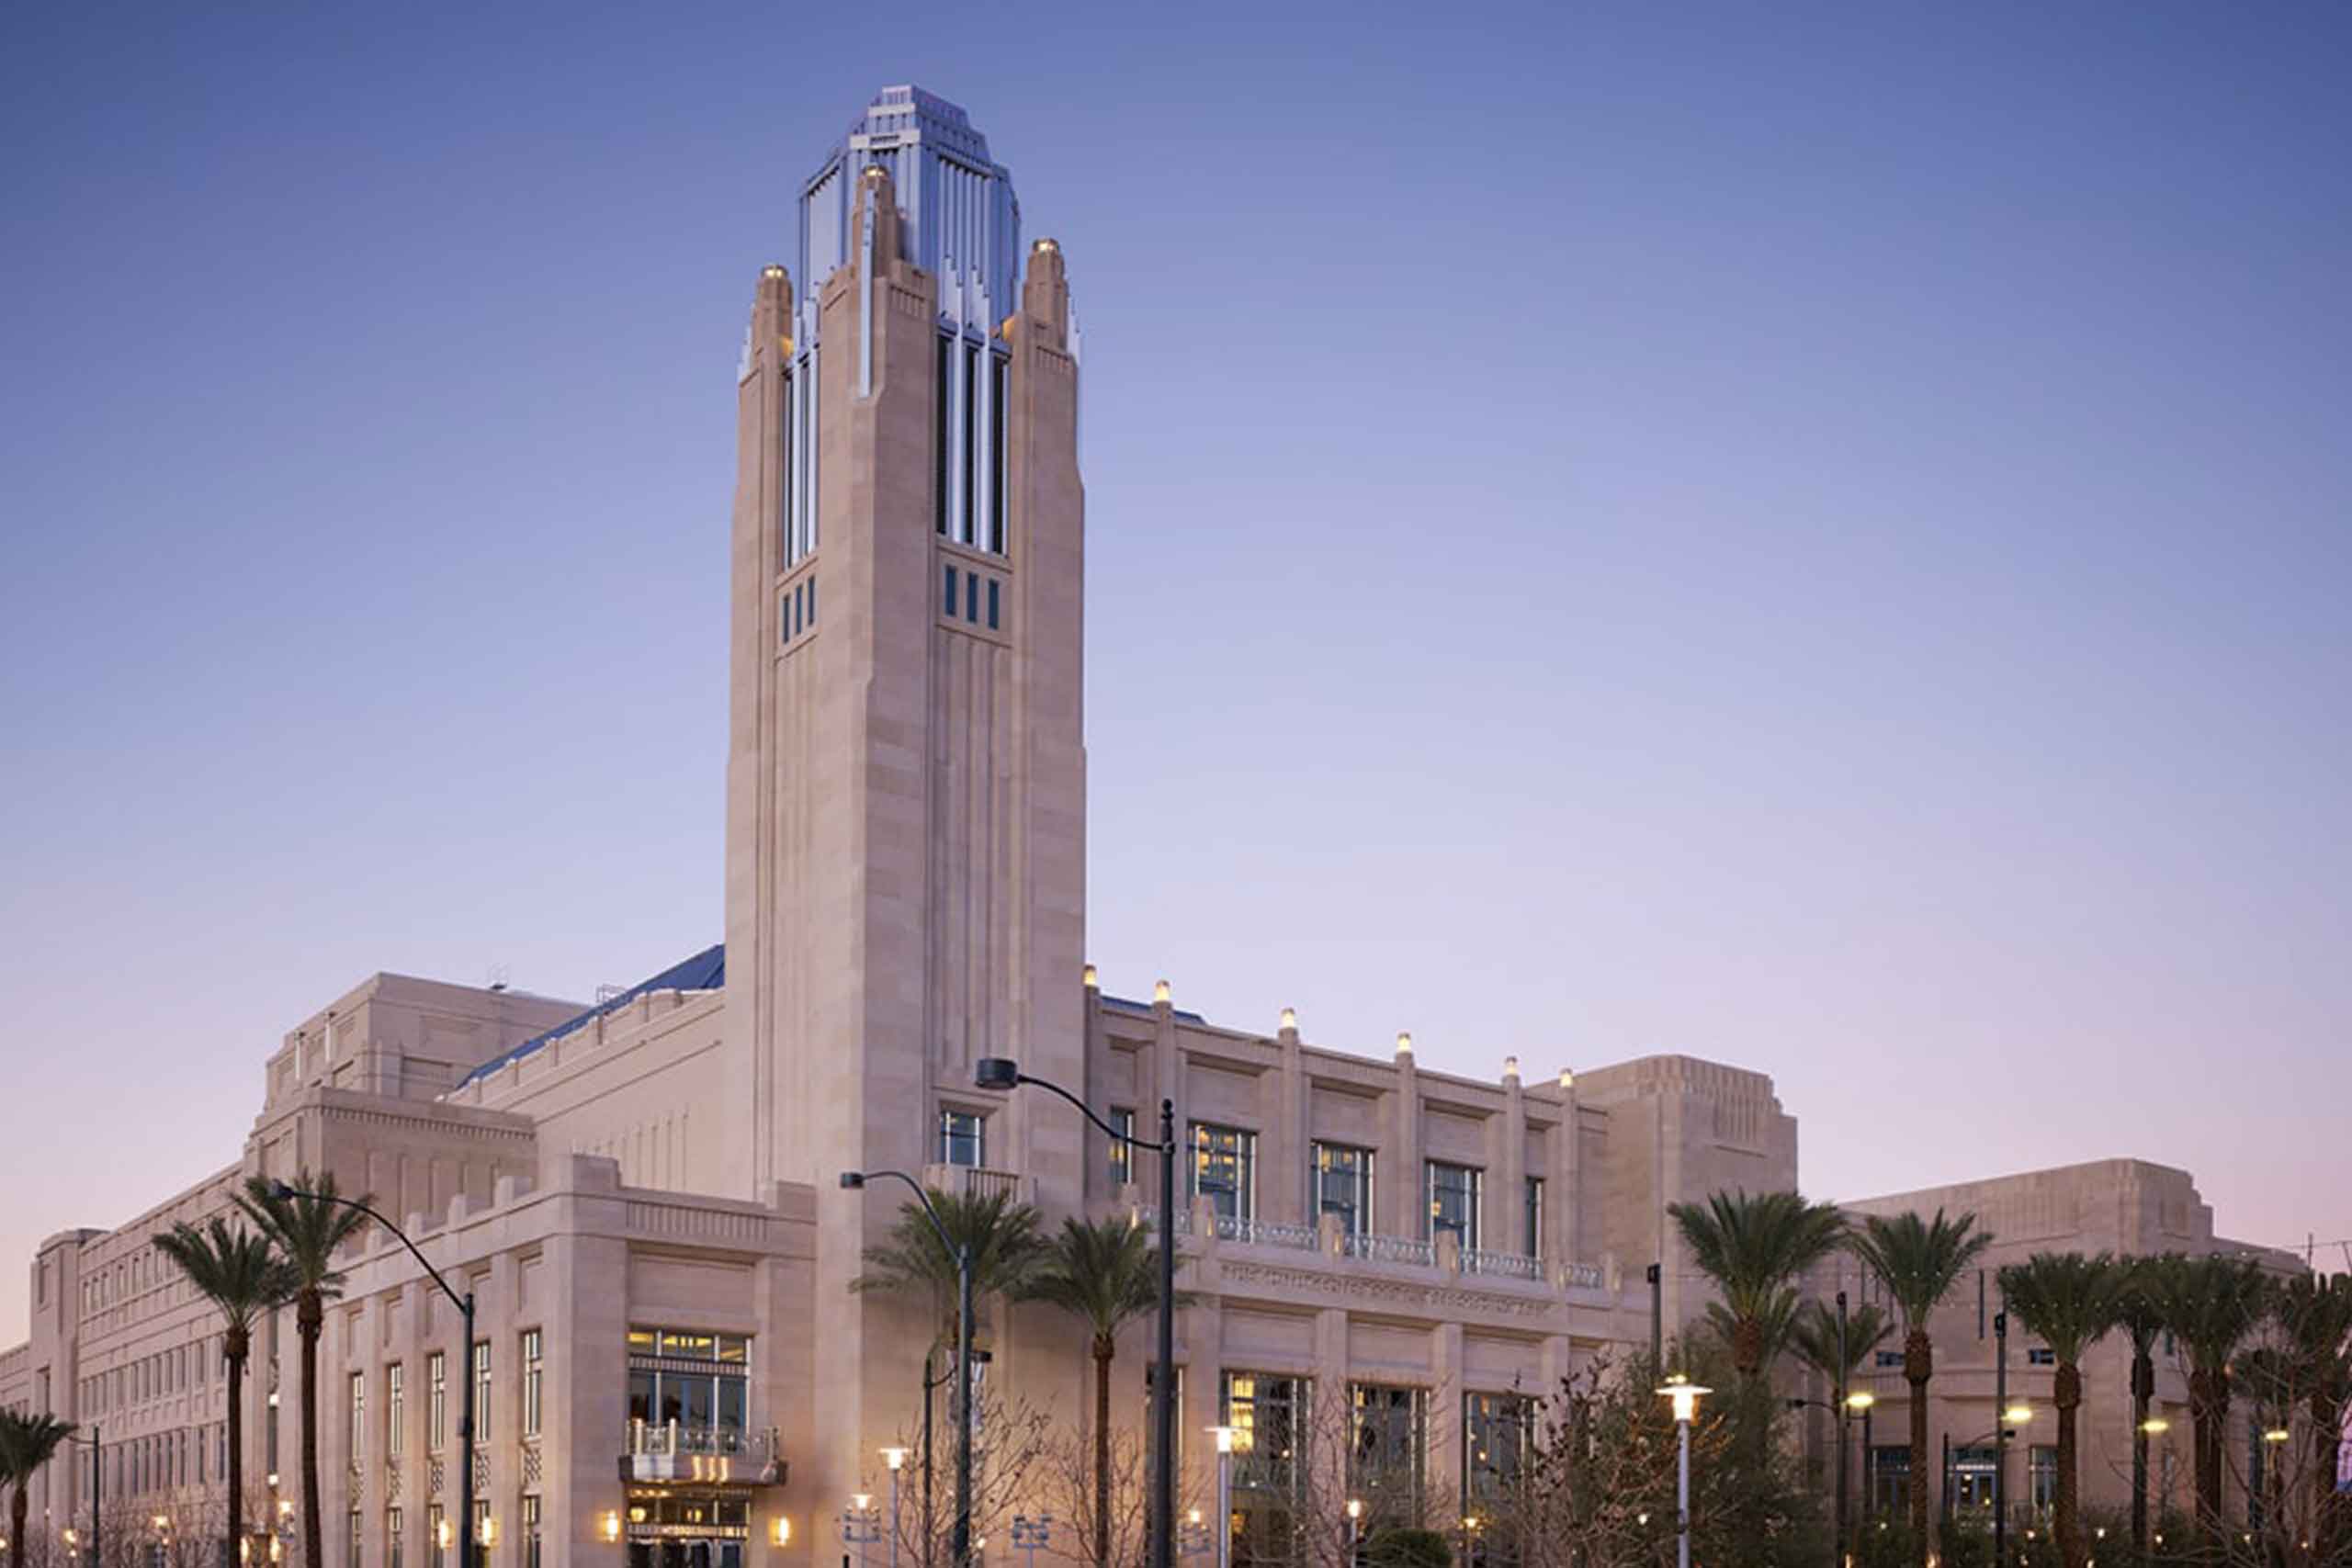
472,1343,492,1443
961,344,978,546
1870,1446,1910,1515
989,355,1008,553
939,1109,987,1168
522,1496,541,1568
427,1353,447,1451
2026,1347,2055,1367
1874,1350,1904,1369
986,577,1000,631
388,1510,403,1568
1950,1446,1998,1511
807,576,816,628
1427,1162,1482,1249
1312,1143,1374,1236
2029,1446,2057,1516
521,1331,542,1439
627,1326,752,1450
428,1506,447,1568
1190,1123,1257,1223
1464,1392,1534,1506
1350,1384,1427,1506
387,1364,404,1453
1107,1107,1135,1189
349,1371,367,1461
1523,1177,1544,1258
1221,1371,1308,1495
944,561,958,616
964,570,978,623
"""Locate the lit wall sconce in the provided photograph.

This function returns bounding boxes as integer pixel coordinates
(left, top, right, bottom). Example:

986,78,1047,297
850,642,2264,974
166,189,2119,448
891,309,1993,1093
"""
479,1517,498,1548
434,1520,453,1551
600,1512,622,1543
770,1517,793,1547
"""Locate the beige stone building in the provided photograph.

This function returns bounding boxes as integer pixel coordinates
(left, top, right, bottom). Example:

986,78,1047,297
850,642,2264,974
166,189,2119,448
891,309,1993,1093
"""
0,82,2287,1568
1796,1161,2303,1531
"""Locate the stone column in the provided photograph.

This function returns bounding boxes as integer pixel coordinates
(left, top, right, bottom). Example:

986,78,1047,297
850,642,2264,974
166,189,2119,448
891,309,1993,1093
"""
1385,1038,1419,1246
1270,1014,1306,1226
1498,1060,1524,1258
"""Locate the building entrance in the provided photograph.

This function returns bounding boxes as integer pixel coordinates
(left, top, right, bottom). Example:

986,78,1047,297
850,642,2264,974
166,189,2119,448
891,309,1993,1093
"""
623,1493,750,1568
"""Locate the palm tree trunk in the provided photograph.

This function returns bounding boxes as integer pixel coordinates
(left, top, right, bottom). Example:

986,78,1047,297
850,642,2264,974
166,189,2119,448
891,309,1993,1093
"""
11,1479,30,1568
2313,1388,2345,1564
2188,1367,2222,1541
2054,1362,2083,1568
1906,1329,1932,1568
300,1292,324,1568
226,1333,248,1568
1093,1337,1114,1568
2130,1345,2153,1568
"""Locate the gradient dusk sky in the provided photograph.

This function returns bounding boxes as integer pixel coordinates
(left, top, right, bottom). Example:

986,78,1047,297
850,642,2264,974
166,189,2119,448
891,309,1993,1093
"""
4,2,2348,1343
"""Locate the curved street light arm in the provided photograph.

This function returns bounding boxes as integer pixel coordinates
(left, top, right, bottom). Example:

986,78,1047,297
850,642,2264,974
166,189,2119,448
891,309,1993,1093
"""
848,1168,968,1267
1009,1071,1172,1153
271,1183,469,1315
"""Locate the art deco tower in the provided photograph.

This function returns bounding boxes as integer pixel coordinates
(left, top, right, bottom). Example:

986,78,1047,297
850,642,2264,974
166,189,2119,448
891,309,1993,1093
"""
721,85,1089,1495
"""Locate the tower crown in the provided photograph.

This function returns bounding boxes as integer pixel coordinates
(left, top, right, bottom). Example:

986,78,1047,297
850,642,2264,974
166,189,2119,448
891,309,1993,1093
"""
798,85,1022,343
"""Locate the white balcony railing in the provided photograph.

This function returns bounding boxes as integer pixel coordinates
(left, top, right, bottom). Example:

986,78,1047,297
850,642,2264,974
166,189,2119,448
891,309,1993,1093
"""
1341,1233,1436,1267
1213,1214,1319,1250
621,1421,785,1485
1461,1247,1544,1280
921,1164,1035,1205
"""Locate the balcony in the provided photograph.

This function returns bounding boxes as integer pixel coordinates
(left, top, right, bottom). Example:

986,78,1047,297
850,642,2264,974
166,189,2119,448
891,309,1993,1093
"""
619,1421,786,1486
1133,1201,1611,1292
920,1164,1035,1204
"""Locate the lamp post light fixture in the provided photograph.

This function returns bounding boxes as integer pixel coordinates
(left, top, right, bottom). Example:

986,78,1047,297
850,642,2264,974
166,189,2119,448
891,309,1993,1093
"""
270,1180,478,1568
1655,1374,1711,1568
1344,1500,1363,1563
1178,1510,1210,1559
59,1425,100,1568
842,1170,974,1568
977,1056,1178,1568
1011,1514,1053,1568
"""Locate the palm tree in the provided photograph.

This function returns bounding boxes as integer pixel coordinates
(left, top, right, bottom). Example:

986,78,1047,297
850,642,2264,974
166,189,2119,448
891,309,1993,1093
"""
1023,1216,1191,1568
2144,1252,2270,1541
240,1171,373,1568
2114,1258,2168,1564
1848,1209,1993,1566
853,1185,1047,1340
1997,1252,2124,1568
1667,1190,1848,1380
1787,1298,1894,1548
2276,1272,2352,1559
0,1409,78,1568
1701,1292,1801,1378
155,1216,297,1568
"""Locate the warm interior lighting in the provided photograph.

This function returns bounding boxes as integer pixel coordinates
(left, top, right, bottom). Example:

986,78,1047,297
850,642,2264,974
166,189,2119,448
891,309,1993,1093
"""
1656,1372,1712,1424
882,1446,909,1472
1844,1391,1876,1410
1153,979,1171,1004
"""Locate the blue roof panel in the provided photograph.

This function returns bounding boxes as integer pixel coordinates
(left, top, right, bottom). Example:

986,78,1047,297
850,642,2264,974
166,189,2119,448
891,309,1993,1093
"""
454,943,725,1089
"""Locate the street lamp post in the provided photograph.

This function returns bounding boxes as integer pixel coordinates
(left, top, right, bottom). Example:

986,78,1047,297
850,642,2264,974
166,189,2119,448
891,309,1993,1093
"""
1344,1500,1363,1565
976,1059,1177,1568
62,1427,101,1568
1010,1514,1051,1568
1656,1374,1711,1568
881,1449,910,1568
842,1495,884,1568
1995,1308,2008,1568
841,1171,973,1568
268,1183,475,1568
1209,1428,1236,1568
